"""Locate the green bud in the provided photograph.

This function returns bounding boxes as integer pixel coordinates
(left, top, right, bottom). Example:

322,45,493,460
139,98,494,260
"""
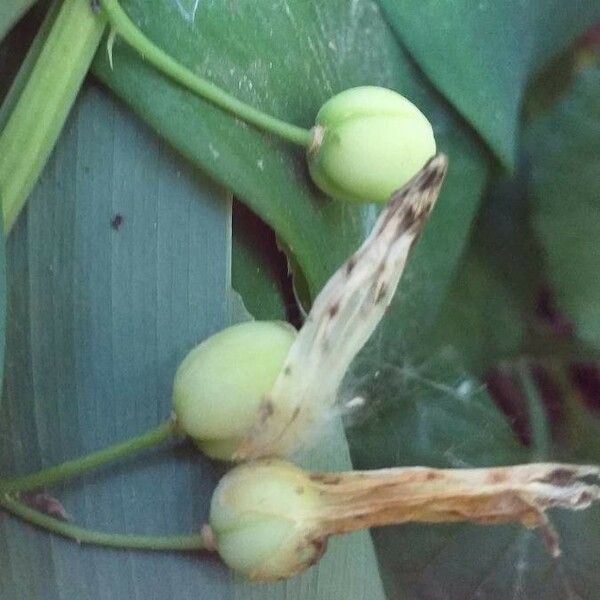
307,86,436,203
172,321,296,460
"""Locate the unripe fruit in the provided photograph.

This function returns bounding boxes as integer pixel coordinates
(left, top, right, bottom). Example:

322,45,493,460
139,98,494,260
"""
173,321,296,460
307,86,436,203
209,460,325,581
208,460,600,581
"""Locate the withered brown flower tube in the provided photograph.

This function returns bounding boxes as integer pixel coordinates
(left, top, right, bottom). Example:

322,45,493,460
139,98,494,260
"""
208,459,600,581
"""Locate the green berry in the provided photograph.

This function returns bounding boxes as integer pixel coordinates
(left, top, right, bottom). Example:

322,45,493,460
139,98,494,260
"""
173,321,296,460
209,460,324,581
308,86,436,203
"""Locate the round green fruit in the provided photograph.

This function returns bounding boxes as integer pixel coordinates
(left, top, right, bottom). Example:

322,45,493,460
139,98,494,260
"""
173,321,297,460
308,86,436,203
209,459,324,581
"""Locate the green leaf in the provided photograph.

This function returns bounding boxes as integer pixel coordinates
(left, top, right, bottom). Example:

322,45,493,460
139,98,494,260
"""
433,152,600,375
93,0,488,327
377,0,600,166
0,81,385,599
0,0,37,42
434,243,525,374
348,346,600,599
527,65,600,347
0,0,106,232
433,167,546,374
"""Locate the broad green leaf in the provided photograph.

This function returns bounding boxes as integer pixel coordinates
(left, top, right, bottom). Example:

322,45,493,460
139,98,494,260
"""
433,147,600,376
93,0,488,337
377,0,600,166
434,167,546,374
0,81,384,600
434,243,524,375
527,65,600,347
348,345,600,599
0,0,37,42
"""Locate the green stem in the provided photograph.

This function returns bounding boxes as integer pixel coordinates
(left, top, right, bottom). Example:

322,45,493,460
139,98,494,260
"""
98,0,313,148
0,1,62,130
0,420,177,494
517,361,551,460
0,0,107,233
0,493,208,551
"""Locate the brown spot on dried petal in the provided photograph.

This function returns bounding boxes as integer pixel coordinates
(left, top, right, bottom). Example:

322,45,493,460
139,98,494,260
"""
417,163,445,193
306,537,328,566
540,468,577,487
375,284,388,304
487,469,509,484
346,257,356,275
259,400,274,423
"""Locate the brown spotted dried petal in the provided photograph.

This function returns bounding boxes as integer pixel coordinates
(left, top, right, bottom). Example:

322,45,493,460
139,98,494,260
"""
235,155,448,459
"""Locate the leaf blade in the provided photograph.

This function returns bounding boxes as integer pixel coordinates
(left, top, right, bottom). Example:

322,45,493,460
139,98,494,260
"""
377,0,600,166
528,65,600,346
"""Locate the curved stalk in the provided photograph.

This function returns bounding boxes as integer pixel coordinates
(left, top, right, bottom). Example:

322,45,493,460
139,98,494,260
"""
0,419,178,494
0,493,209,551
98,0,313,147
